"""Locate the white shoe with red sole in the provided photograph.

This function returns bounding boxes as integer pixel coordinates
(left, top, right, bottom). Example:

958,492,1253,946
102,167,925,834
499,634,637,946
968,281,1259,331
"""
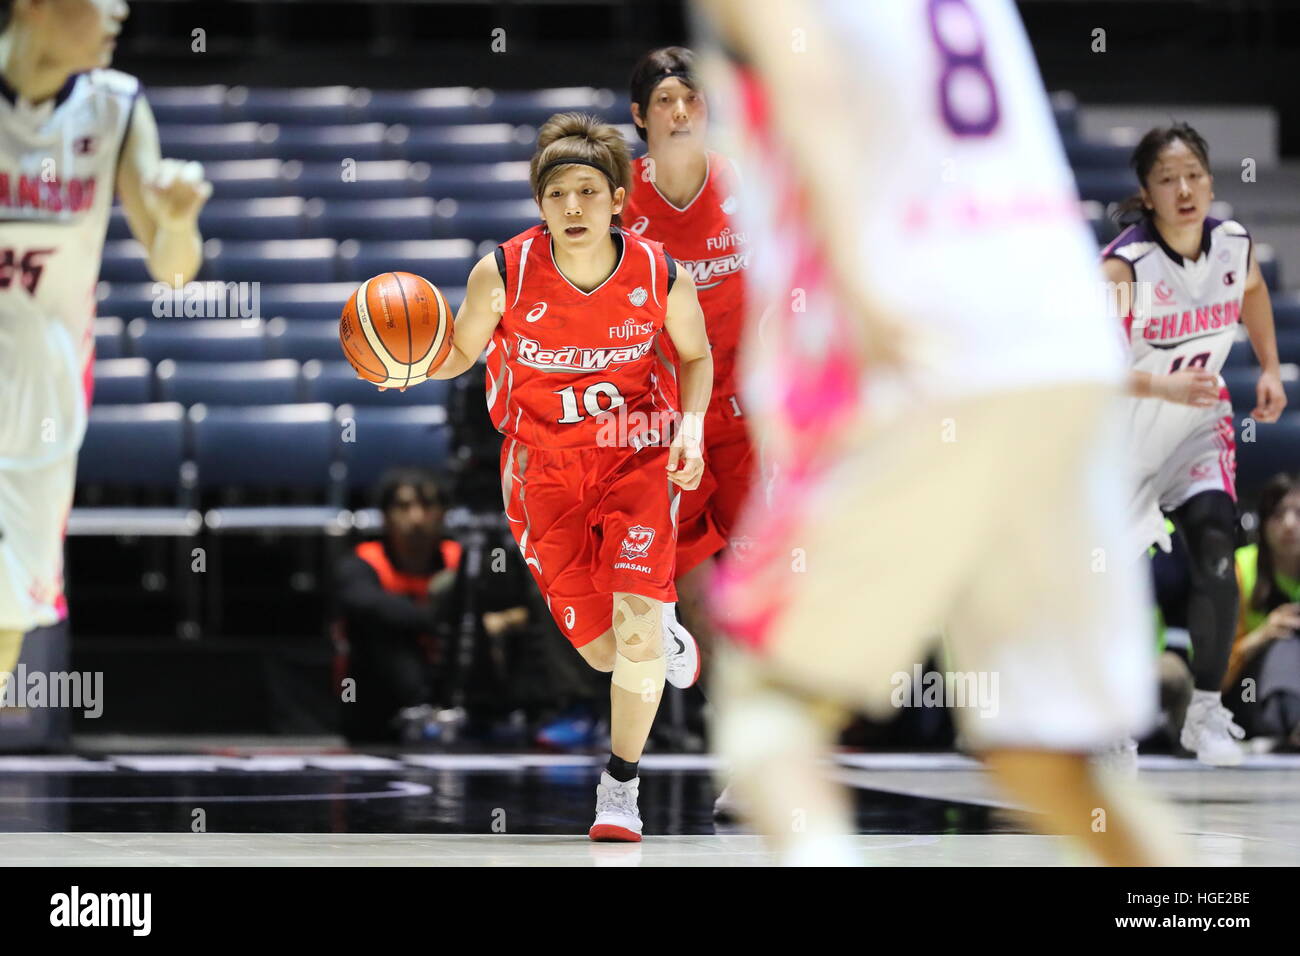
588,771,643,842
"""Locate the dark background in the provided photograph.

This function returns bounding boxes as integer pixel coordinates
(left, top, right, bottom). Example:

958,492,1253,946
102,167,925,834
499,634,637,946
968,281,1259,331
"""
110,0,1300,154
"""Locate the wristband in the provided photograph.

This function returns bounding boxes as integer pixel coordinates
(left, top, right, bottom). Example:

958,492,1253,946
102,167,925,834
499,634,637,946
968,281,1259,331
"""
678,411,704,459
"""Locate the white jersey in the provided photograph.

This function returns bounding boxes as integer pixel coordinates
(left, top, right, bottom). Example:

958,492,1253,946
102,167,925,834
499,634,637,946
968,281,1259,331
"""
0,68,138,468
1105,217,1250,440
808,0,1125,405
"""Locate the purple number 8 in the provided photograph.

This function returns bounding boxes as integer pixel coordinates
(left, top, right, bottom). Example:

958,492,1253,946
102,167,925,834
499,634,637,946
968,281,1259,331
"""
928,0,1001,137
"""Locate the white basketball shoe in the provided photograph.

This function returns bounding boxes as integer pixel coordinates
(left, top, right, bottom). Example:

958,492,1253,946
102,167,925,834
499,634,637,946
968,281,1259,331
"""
589,771,643,842
1180,689,1246,767
662,602,701,689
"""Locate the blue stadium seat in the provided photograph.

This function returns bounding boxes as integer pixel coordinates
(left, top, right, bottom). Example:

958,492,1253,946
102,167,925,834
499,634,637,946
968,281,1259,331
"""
146,85,231,125
228,86,361,125
1236,411,1300,500
203,159,293,200
99,283,169,322
94,317,126,359
431,199,539,243
259,282,358,319
421,162,533,201
1223,337,1255,368
266,318,343,361
190,403,337,492
402,124,535,164
200,197,309,240
307,198,437,240
77,403,186,490
1273,292,1300,331
1074,168,1137,206
99,240,150,282
160,122,278,162
1221,367,1300,411
1276,330,1300,365
359,87,485,125
478,88,618,125
1064,138,1131,169
274,123,397,162
157,359,302,406
127,318,267,362
289,160,430,200
205,238,338,283
1255,243,1280,292
302,361,451,408
336,405,452,489
337,239,475,284
1051,91,1079,138
92,358,153,405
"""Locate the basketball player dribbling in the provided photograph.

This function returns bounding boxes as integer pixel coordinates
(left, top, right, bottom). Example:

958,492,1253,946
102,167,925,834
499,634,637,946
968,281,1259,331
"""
423,113,714,841
0,0,210,692
700,0,1186,865
1105,123,1286,766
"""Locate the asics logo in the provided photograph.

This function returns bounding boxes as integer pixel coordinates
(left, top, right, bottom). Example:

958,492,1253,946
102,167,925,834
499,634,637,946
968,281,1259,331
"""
525,301,548,323
564,606,576,629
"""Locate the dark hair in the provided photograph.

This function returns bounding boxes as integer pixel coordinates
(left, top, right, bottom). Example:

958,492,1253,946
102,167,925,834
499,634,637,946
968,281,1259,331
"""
1251,472,1300,616
376,467,445,514
1114,122,1212,224
629,46,696,142
529,112,632,225
0,1,11,33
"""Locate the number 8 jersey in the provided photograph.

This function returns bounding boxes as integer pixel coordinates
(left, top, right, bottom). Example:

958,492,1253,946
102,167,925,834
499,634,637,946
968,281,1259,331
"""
487,224,681,449
0,68,139,468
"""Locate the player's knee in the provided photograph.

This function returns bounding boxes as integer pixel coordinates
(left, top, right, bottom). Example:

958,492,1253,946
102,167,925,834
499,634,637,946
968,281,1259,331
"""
579,630,617,672
612,593,663,661
1179,492,1237,584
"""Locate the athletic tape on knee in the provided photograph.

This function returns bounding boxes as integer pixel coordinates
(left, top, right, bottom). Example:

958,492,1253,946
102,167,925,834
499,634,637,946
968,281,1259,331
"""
613,594,660,647
611,652,666,698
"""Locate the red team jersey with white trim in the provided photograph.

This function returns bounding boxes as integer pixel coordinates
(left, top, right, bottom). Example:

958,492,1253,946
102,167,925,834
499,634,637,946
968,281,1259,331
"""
624,152,748,419
486,224,680,449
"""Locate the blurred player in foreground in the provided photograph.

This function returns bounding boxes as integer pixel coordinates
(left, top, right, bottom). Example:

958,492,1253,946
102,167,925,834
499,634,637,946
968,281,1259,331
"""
0,0,209,692
425,113,713,840
700,0,1186,865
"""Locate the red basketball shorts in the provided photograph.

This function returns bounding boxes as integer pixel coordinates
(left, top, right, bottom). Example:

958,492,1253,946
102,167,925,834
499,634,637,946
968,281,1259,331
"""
500,436,681,648
674,400,755,577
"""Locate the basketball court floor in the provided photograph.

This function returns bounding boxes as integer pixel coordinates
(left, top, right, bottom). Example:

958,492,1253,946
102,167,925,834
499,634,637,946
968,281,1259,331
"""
1,748,1296,865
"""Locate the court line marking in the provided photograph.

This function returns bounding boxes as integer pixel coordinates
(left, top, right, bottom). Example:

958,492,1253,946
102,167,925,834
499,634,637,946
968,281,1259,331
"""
0,780,431,804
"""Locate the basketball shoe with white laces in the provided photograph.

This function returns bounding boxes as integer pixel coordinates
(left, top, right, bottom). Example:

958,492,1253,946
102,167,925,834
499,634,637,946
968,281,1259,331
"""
661,602,701,689
1180,689,1246,766
589,771,643,842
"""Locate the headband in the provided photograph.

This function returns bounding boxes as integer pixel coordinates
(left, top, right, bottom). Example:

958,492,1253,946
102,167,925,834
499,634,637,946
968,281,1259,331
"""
651,69,695,91
537,158,616,190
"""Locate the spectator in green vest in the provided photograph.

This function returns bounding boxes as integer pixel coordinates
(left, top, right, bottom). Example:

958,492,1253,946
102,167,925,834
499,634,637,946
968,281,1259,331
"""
1222,473,1300,745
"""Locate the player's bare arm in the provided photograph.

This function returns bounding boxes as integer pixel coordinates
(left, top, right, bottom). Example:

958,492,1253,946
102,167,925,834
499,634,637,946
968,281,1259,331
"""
115,95,210,286
431,252,505,380
1107,256,1219,407
663,268,712,491
1240,249,1287,422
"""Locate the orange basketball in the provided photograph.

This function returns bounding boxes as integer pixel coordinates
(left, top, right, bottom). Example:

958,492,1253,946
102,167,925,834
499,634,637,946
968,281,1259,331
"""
339,272,454,388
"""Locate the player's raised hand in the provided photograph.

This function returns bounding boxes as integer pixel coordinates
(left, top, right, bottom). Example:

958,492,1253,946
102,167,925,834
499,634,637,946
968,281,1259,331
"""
143,158,212,228
1155,368,1220,407
1252,369,1287,423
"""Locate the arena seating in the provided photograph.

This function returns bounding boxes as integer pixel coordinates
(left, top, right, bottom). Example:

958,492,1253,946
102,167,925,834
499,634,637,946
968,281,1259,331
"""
73,84,1300,637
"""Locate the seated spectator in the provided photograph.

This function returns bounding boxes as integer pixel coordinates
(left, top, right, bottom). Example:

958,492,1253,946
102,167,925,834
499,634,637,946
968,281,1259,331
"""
1222,472,1300,746
334,467,464,742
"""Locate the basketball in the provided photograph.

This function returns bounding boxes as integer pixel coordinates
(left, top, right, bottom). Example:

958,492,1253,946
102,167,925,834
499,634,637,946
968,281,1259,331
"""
339,272,454,388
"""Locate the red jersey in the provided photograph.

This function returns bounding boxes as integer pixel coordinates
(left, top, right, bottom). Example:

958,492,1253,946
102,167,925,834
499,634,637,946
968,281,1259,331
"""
486,224,680,449
624,152,749,401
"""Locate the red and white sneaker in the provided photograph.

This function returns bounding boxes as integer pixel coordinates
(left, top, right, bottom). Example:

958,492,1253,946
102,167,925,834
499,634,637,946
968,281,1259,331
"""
662,602,701,689
588,771,643,842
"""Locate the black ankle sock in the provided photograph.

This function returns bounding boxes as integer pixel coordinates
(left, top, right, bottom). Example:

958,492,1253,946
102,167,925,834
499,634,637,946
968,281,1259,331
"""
606,755,638,782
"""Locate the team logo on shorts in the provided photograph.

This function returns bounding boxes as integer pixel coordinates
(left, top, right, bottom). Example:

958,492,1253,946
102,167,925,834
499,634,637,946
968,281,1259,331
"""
628,286,648,307
619,525,656,560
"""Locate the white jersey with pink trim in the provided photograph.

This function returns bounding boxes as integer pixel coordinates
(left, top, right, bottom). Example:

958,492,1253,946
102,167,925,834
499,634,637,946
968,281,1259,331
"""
0,68,138,468
1105,216,1251,439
